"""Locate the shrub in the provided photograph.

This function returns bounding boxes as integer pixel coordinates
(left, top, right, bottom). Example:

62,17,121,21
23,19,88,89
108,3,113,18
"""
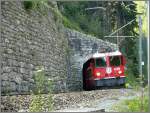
29,66,53,112
113,96,148,112
29,93,53,112
62,15,81,31
23,0,43,10
31,66,53,94
23,1,34,10
23,0,49,15
124,65,141,89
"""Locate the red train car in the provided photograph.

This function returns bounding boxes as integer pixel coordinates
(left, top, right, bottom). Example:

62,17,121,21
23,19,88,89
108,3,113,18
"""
82,51,126,90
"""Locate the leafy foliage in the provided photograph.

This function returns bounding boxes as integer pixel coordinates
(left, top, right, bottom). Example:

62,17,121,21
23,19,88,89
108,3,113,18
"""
62,15,81,31
134,1,148,37
125,71,139,88
29,67,53,112
23,0,52,16
113,95,149,112
57,1,105,38
58,1,144,80
23,1,34,10
32,67,53,94
23,0,46,10
29,94,53,112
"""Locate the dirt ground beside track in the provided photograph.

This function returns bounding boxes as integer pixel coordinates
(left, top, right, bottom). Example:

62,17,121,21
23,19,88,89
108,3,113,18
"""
1,87,143,112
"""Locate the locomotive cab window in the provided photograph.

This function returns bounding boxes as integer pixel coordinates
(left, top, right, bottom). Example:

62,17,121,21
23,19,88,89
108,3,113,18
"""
95,57,107,67
109,56,121,66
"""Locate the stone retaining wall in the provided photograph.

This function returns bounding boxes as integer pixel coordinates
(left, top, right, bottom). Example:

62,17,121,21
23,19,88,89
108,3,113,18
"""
1,1,68,95
1,1,118,95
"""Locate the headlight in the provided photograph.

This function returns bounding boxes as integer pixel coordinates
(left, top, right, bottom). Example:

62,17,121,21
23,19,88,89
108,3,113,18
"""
118,70,122,74
96,72,101,76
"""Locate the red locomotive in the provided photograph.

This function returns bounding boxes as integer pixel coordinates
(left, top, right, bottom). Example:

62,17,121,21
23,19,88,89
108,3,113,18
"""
82,50,126,90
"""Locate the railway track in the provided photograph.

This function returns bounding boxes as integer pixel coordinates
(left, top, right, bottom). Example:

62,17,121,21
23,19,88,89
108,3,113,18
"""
53,87,139,112
1,87,141,112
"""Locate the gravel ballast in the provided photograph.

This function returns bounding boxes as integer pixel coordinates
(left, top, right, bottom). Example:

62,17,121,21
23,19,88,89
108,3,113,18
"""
1,88,139,112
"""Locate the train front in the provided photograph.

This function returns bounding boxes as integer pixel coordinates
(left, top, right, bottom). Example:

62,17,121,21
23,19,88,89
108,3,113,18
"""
93,51,126,87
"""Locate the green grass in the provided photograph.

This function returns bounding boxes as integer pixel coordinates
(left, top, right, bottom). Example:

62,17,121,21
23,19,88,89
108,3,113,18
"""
112,85,149,112
29,93,53,112
62,15,81,31
116,69,149,112
113,95,149,112
126,74,139,87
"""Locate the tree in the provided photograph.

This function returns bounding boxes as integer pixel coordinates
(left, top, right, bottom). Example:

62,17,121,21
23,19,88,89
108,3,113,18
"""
57,1,140,78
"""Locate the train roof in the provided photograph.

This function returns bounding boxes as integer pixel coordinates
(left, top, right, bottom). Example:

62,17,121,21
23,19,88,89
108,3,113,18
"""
92,51,122,58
